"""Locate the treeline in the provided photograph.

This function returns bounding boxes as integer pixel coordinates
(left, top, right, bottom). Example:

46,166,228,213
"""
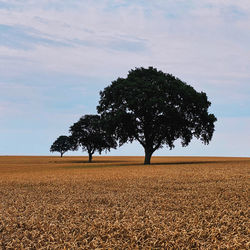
50,67,217,164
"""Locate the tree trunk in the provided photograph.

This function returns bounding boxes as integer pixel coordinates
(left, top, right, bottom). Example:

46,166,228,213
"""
144,150,152,165
88,153,93,163
60,152,63,157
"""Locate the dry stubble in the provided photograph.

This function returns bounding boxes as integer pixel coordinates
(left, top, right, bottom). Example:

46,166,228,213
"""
0,156,249,249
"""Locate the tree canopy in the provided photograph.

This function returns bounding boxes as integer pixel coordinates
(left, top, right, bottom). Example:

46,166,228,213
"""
97,67,217,164
69,114,117,162
50,135,73,157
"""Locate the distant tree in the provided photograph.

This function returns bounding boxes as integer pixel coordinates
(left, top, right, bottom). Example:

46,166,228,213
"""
50,135,72,157
97,67,217,164
69,114,117,162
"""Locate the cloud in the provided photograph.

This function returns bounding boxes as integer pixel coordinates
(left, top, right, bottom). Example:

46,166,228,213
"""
0,1,249,94
0,24,71,50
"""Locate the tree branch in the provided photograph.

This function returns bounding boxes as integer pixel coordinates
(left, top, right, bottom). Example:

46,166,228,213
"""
134,135,145,147
152,137,164,152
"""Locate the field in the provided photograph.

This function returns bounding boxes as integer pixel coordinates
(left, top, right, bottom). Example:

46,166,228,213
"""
0,156,249,249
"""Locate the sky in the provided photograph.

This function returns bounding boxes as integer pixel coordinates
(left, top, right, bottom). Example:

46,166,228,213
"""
0,0,249,157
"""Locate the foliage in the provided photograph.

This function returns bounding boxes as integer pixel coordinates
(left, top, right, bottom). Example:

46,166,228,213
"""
97,67,217,164
69,114,117,162
50,135,72,157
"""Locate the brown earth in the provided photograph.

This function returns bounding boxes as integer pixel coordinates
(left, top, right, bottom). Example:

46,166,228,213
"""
0,156,249,249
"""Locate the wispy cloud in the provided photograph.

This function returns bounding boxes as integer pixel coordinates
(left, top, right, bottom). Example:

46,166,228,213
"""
0,0,249,79
0,24,71,50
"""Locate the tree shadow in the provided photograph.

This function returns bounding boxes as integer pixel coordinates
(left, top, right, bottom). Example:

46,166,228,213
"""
60,158,250,169
151,159,250,166
53,159,132,164
151,160,229,166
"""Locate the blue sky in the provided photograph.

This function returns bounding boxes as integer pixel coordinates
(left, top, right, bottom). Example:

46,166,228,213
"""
0,0,249,157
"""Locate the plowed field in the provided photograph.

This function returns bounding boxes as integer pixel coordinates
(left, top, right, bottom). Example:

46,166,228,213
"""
0,156,249,249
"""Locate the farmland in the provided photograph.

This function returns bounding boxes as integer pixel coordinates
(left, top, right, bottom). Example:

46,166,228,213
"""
0,156,249,249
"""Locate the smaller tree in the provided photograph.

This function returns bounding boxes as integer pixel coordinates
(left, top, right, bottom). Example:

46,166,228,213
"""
50,135,72,157
69,115,117,162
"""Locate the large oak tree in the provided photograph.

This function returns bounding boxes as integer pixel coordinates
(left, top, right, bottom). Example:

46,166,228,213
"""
97,67,217,164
